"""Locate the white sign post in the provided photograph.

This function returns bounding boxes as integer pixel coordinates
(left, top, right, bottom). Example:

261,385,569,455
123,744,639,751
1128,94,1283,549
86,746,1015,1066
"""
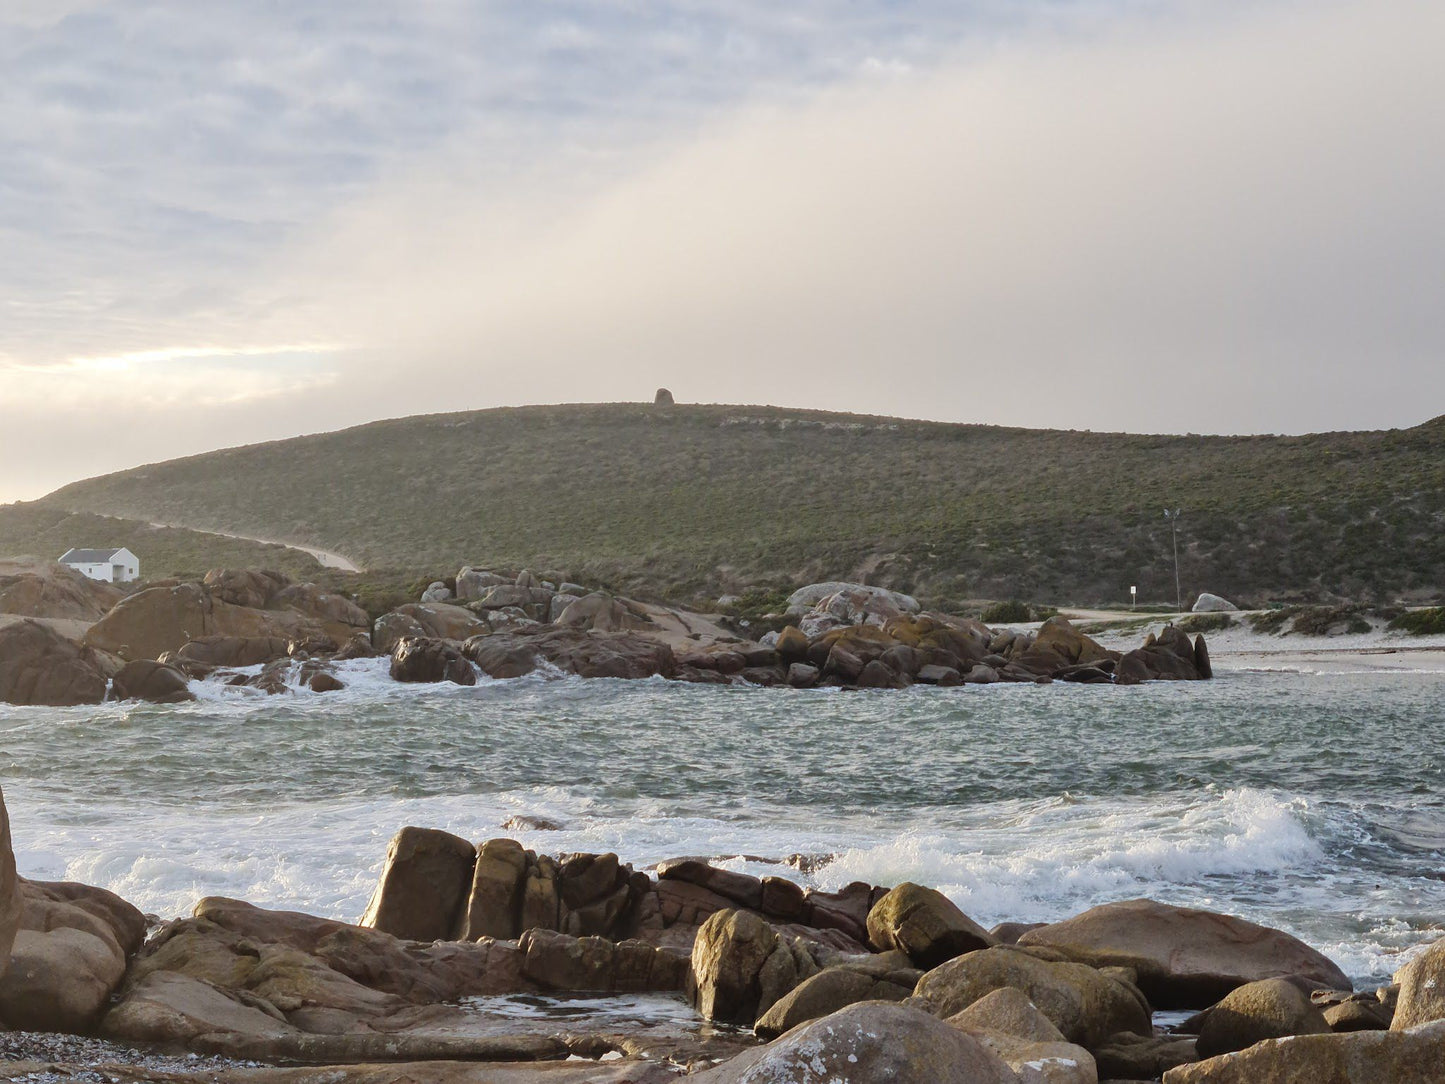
1130,585,1137,611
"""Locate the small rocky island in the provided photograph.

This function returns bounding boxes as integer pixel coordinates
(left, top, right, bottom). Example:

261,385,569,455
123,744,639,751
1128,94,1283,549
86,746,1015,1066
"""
0,561,1210,706
1,792,1441,1083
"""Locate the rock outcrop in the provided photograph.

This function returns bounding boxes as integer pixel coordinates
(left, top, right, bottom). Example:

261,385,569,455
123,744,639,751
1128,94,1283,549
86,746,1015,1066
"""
688,910,814,1025
110,659,196,703
913,944,1151,1048
1017,898,1351,1007
1194,977,1328,1057
0,558,123,621
389,637,476,685
1390,936,1445,1030
0,879,147,1033
694,1001,1022,1083
0,787,18,981
85,572,368,662
1161,1020,1445,1083
0,618,110,705
359,827,477,941
866,881,996,968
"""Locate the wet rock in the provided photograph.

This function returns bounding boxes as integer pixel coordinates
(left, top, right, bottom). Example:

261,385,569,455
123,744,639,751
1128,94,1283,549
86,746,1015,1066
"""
465,627,674,680
373,603,489,654
693,1001,1019,1083
1017,898,1351,1007
0,618,108,706
111,659,195,703
867,881,996,968
389,637,476,685
1195,977,1328,1057
786,662,819,687
917,663,964,685
914,944,1151,1048
520,928,687,993
358,827,476,941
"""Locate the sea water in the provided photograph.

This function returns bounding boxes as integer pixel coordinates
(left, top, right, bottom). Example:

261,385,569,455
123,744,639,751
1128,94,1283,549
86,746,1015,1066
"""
3,658,1442,987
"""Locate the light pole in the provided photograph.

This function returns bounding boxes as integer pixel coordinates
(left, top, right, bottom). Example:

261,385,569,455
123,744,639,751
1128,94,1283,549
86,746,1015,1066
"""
1163,508,1182,613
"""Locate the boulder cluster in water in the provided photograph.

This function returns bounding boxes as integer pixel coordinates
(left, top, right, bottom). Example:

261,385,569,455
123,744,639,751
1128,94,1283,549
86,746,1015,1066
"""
0,563,1211,705
2,791,1441,1083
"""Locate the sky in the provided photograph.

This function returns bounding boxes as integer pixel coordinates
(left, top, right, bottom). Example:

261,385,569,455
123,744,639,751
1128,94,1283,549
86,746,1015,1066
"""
1,0,1442,502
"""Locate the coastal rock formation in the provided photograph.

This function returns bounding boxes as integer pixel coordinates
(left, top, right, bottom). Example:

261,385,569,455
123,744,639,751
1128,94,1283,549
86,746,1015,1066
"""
359,827,477,941
1390,936,1445,1030
694,1001,1021,1084
0,618,109,705
866,881,997,968
913,944,1152,1048
84,572,368,662
110,659,196,703
0,788,17,980
388,637,476,685
0,557,123,621
688,909,814,1025
1161,1019,1445,1083
464,627,675,680
1194,977,1329,1056
1017,898,1351,1006
0,879,147,1033
372,602,488,653
753,957,917,1038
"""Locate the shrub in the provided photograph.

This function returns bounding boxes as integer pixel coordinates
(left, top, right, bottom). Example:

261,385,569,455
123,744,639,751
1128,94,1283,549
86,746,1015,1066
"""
981,599,1033,624
1179,613,1234,633
1389,608,1445,635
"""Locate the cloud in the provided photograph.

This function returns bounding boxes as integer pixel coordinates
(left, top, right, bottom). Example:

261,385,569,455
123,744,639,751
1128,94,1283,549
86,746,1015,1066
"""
289,0,1444,436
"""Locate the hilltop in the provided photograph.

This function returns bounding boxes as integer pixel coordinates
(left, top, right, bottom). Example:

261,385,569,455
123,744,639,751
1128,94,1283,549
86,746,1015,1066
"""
15,403,1445,607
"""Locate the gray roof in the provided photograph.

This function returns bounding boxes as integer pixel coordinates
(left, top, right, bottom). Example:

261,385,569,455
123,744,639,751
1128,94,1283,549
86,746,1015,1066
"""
59,547,126,563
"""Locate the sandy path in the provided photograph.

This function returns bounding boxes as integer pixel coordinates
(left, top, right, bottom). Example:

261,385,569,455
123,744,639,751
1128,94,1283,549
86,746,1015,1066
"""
147,522,362,573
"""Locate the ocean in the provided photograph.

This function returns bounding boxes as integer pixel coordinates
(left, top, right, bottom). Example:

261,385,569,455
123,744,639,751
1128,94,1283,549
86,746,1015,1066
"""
3,656,1443,988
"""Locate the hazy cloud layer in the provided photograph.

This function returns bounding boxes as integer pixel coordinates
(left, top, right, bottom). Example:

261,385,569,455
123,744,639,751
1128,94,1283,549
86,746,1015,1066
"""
2,0,1440,501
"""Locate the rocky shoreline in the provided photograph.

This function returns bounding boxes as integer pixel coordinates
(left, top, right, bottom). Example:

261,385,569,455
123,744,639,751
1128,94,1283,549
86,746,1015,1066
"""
0,563,1212,707
2,783,1442,1084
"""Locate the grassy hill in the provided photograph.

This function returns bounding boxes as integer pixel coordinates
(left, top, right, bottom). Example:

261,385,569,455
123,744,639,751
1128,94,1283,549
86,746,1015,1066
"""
26,403,1445,608
0,503,322,583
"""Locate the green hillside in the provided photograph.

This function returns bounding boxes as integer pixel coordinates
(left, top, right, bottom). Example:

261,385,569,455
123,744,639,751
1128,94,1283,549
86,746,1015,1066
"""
29,404,1445,607
0,503,322,582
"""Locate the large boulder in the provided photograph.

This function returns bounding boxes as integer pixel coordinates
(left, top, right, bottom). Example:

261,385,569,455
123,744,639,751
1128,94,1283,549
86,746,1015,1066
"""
84,580,336,662
455,567,510,600
460,838,529,941
464,627,675,680
949,991,1100,1084
1195,977,1328,1057
688,909,812,1025
867,882,996,968
373,603,489,654
167,635,292,672
693,1001,1020,1084
1192,593,1238,613
110,659,195,703
1391,936,1445,1030
0,618,109,705
389,637,476,685
0,558,122,621
786,582,921,617
753,963,915,1038
0,788,17,980
914,944,1151,1048
0,879,147,1033
358,827,476,941
1161,1019,1445,1083
1017,899,1350,1007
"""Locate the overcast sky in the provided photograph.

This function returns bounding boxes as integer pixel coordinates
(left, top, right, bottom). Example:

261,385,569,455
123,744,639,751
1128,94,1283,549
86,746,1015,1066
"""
2,0,1441,502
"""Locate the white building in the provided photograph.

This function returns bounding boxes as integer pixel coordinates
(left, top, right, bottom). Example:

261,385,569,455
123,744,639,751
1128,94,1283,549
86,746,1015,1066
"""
58,547,140,583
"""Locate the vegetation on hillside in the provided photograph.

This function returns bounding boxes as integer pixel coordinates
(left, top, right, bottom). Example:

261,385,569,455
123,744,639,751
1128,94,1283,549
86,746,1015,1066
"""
0,502,322,582
30,404,1445,607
